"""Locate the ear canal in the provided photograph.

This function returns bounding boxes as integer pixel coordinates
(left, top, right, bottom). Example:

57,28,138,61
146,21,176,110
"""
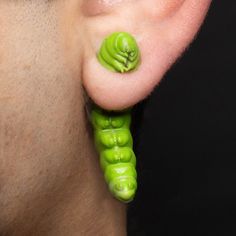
90,32,139,203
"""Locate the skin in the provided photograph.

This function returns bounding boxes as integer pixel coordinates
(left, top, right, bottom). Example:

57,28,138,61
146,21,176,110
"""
0,1,126,235
0,0,211,235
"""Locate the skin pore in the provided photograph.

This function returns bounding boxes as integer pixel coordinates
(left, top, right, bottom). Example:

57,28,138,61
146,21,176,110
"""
0,0,211,235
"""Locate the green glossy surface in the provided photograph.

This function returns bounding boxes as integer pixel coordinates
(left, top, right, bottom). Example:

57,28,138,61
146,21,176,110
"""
91,108,137,203
97,32,140,73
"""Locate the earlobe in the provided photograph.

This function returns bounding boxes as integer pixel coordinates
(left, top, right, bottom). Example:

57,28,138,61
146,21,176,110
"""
82,0,212,110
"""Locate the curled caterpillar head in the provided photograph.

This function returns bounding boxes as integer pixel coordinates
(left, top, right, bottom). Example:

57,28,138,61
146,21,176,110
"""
97,32,141,73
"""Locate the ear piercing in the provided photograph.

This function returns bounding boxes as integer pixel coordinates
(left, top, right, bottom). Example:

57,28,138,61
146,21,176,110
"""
90,32,140,203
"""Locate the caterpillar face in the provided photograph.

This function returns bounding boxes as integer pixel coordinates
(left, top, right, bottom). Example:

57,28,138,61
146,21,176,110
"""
91,108,137,203
97,32,140,73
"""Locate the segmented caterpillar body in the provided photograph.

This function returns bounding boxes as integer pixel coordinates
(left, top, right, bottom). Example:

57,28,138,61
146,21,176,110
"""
91,107,137,203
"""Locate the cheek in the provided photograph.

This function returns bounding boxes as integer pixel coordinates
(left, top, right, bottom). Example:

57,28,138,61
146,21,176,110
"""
0,2,85,229
0,65,86,229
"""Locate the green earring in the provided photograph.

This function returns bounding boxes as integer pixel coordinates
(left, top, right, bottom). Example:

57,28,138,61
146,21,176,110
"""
90,32,140,203
97,32,140,73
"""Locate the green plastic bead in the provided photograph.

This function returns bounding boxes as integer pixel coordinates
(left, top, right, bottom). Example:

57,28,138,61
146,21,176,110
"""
97,32,140,73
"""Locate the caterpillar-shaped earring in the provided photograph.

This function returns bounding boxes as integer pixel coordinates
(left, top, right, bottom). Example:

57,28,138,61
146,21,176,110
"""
90,32,141,203
91,108,137,202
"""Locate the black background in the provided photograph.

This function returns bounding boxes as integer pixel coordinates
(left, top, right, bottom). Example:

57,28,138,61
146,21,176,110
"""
128,1,236,235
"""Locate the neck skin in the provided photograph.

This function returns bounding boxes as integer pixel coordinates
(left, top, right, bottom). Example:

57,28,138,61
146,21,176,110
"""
6,111,126,236
32,124,127,236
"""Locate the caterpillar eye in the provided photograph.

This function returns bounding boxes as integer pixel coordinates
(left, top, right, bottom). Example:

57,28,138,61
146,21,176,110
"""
115,183,124,192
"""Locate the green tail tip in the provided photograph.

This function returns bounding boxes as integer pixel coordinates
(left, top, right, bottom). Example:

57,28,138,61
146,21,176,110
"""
114,189,136,203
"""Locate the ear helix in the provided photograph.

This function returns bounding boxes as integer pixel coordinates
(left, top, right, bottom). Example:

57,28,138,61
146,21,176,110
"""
90,32,140,203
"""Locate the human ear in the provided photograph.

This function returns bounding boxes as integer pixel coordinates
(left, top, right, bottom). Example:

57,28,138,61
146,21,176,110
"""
81,0,212,110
